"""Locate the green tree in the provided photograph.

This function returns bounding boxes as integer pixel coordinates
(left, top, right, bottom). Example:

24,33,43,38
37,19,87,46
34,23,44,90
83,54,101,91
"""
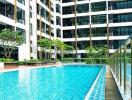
53,39,74,59
38,38,52,60
86,47,97,63
0,29,24,59
53,39,64,58
85,46,108,64
97,46,108,63
65,44,74,53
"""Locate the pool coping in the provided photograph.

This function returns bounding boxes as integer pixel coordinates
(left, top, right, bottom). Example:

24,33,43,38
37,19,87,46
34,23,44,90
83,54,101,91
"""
84,65,105,100
0,63,104,73
0,63,61,73
62,63,105,66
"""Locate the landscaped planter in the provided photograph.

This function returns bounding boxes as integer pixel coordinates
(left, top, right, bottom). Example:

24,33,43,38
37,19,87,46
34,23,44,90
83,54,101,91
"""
0,62,4,69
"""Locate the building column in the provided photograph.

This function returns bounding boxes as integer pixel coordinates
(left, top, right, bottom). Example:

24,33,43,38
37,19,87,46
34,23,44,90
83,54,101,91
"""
31,0,38,59
18,0,31,61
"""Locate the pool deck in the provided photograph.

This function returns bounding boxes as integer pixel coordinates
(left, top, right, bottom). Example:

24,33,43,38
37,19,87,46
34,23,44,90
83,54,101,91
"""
105,66,123,100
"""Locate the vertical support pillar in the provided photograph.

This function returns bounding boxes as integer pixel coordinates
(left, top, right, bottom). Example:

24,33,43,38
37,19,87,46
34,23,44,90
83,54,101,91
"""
48,0,52,59
117,50,119,81
120,48,122,86
106,0,109,62
31,0,38,59
19,0,31,61
124,46,126,94
115,52,117,78
14,0,17,22
89,1,92,48
40,6,42,60
131,38,132,99
114,54,116,75
74,0,78,58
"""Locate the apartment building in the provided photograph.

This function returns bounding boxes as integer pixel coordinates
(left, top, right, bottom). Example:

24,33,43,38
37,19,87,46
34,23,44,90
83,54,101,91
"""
62,0,132,58
0,0,62,61
0,0,132,60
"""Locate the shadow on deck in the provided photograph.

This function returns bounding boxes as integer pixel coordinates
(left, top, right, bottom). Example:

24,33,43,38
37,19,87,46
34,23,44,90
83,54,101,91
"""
105,67,123,100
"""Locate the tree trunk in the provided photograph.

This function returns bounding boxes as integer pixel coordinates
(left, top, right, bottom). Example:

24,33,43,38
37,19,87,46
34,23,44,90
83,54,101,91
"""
3,47,8,58
8,48,13,59
44,51,46,60
55,49,57,61
3,46,15,59
61,50,64,59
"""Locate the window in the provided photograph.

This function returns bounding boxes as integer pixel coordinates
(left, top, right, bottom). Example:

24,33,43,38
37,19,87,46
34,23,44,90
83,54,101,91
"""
109,0,132,10
17,7,25,24
57,29,61,38
0,1,14,19
37,19,40,31
30,6,32,18
63,18,75,26
92,28,107,37
77,16,89,25
63,30,75,38
91,14,106,24
77,28,90,37
56,16,61,26
17,0,25,5
62,0,73,3
112,26,132,36
30,23,32,35
76,3,89,13
16,27,26,43
109,13,132,23
91,1,106,12
56,4,61,13
63,6,74,15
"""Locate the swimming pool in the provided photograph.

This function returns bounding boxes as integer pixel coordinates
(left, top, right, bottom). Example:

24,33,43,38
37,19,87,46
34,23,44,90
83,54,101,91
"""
0,64,104,100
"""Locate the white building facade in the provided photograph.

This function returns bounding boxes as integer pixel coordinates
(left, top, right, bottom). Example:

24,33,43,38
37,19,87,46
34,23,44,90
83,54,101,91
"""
62,0,132,58
0,0,132,60
0,0,62,61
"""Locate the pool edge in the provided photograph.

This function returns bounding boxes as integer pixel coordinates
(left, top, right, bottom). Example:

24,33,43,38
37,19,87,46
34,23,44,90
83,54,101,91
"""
84,65,105,100
0,64,61,73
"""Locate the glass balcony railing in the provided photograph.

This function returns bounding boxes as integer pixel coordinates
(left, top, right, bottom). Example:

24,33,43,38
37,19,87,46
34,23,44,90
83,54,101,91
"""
61,58,108,64
109,36,132,99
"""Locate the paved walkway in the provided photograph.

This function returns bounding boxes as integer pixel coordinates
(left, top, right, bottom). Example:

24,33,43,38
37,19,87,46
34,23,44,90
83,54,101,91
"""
105,66,123,100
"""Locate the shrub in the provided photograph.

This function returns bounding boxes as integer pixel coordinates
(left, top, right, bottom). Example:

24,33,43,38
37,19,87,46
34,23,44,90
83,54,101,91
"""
16,61,26,65
0,58,15,62
16,59,40,65
61,58,74,63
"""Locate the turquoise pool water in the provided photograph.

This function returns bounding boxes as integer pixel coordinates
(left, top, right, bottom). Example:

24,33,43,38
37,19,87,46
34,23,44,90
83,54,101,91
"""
0,64,103,100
